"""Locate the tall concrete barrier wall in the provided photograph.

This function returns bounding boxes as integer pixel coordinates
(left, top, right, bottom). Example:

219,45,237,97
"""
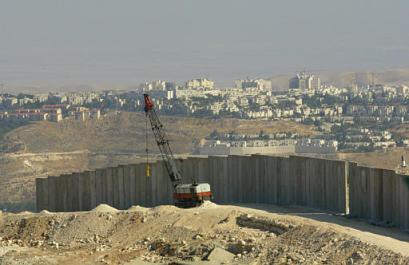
348,163,409,230
35,155,409,231
284,156,348,212
35,155,348,213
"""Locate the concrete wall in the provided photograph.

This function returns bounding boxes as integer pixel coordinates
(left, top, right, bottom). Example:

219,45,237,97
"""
348,163,409,230
36,154,409,231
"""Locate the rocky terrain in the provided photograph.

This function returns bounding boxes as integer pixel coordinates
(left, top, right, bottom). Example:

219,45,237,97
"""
1,203,409,264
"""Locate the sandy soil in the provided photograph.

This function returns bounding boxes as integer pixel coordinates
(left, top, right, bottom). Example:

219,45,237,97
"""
0,203,409,265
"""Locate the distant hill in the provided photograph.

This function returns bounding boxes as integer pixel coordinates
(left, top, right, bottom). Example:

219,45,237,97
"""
336,148,409,172
1,112,317,154
321,69,409,87
270,68,409,90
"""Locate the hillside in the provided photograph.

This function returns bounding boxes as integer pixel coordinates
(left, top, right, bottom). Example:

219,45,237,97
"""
0,112,316,205
390,123,409,139
1,112,317,154
271,68,409,89
0,152,145,204
336,148,409,171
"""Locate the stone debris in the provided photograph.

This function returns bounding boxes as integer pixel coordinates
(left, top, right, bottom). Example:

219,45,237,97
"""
200,201,219,209
0,204,408,264
205,247,235,263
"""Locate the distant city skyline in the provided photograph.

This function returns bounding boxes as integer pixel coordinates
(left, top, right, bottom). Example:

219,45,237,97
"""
1,0,409,89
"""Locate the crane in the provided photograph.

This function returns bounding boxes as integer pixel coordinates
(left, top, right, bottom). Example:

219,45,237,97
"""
143,94,212,208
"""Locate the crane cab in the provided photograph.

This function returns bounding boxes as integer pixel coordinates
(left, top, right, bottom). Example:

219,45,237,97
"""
174,183,212,208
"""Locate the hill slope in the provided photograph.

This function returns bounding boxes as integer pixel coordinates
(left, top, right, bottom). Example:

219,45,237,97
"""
0,112,316,204
1,112,316,154
271,68,409,89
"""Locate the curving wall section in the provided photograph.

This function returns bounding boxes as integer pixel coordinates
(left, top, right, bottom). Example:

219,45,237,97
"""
36,155,409,231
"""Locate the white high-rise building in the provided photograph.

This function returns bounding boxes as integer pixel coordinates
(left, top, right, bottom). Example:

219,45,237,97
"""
289,72,321,90
235,79,272,90
185,78,214,89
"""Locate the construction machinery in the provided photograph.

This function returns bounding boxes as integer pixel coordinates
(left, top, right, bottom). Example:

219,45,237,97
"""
143,93,212,208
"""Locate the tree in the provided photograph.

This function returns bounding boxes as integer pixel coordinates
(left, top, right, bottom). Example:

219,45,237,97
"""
259,129,269,140
209,130,220,140
314,119,322,127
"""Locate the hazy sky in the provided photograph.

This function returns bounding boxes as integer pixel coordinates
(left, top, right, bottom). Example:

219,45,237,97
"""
1,0,409,89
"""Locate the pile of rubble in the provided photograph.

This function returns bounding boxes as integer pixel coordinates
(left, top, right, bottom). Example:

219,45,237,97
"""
0,203,408,264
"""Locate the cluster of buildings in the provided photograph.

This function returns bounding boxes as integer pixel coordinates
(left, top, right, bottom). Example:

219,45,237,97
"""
0,105,62,122
2,74,409,152
197,139,296,156
197,130,338,156
185,78,214,90
0,94,101,123
196,138,338,156
235,79,272,91
138,76,409,152
338,127,397,151
70,107,101,121
295,139,338,154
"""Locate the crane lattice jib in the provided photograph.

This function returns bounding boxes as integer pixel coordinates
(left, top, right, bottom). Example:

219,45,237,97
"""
144,94,182,185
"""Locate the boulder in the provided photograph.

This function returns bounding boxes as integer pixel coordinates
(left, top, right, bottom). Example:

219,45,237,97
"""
206,247,235,263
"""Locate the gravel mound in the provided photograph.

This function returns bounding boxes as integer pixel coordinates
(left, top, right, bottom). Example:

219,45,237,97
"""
91,204,119,213
39,210,53,215
200,201,219,209
17,211,33,215
1,204,408,264
127,205,149,212
150,205,179,213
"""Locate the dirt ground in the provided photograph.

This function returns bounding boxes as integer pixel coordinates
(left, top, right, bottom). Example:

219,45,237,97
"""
0,203,409,265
